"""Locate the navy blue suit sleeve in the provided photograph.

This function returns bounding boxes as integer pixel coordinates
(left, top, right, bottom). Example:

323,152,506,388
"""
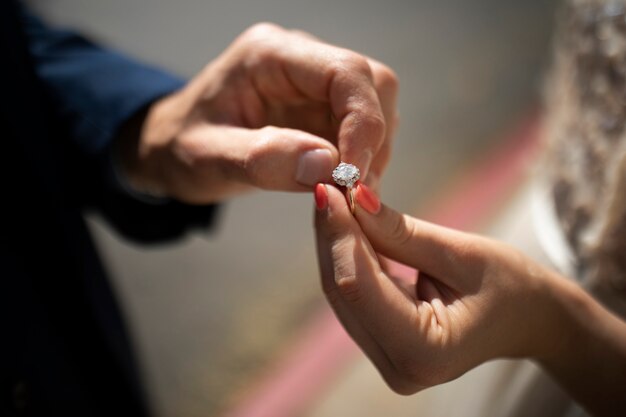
21,11,219,243
22,12,184,156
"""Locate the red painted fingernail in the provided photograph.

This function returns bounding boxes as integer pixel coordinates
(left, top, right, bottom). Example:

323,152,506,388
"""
355,182,381,214
314,183,328,210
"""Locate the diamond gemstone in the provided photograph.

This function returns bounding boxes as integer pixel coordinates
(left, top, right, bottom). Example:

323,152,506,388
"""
332,162,360,188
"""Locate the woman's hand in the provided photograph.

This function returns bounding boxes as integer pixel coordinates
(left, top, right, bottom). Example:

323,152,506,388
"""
119,23,398,203
314,183,626,415
314,183,558,392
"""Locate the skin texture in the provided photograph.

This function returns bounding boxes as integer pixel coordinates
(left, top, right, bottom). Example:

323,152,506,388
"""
118,22,398,203
315,184,626,416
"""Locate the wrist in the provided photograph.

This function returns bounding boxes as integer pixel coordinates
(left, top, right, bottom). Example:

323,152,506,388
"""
536,273,615,365
116,91,185,199
536,271,626,414
527,270,578,363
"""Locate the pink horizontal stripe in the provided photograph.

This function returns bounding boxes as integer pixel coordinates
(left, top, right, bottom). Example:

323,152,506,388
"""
221,308,353,417
421,112,542,228
221,113,542,417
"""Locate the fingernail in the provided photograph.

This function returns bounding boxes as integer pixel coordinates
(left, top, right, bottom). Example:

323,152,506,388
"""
355,182,380,215
296,149,334,186
314,183,328,210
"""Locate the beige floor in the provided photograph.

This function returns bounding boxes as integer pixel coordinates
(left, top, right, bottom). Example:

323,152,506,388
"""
30,1,559,416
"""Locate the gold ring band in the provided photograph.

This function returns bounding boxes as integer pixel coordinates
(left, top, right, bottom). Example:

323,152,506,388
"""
348,187,355,214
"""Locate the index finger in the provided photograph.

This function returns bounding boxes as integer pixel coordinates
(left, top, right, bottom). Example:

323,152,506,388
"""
315,185,418,353
278,34,387,179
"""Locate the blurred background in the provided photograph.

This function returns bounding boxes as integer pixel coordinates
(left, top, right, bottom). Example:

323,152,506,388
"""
28,0,558,416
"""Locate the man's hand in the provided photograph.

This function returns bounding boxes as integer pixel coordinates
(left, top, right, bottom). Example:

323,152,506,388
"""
119,23,398,204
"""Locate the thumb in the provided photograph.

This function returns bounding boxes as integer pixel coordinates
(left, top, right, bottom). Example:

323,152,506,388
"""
239,125,339,191
353,183,482,287
183,124,339,192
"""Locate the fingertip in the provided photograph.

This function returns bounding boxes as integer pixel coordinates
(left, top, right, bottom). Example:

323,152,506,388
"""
355,182,381,215
325,183,351,214
314,183,328,210
315,184,355,235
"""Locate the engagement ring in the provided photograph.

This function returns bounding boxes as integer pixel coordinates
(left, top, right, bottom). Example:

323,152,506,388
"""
332,162,360,214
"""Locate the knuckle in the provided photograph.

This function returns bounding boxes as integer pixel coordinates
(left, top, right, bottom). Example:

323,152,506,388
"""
389,214,415,247
375,64,399,92
321,284,343,309
238,23,285,64
243,127,279,185
359,113,387,139
258,124,283,138
351,56,371,76
172,137,205,170
320,239,365,305
243,22,284,39
335,50,370,75
335,273,363,304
